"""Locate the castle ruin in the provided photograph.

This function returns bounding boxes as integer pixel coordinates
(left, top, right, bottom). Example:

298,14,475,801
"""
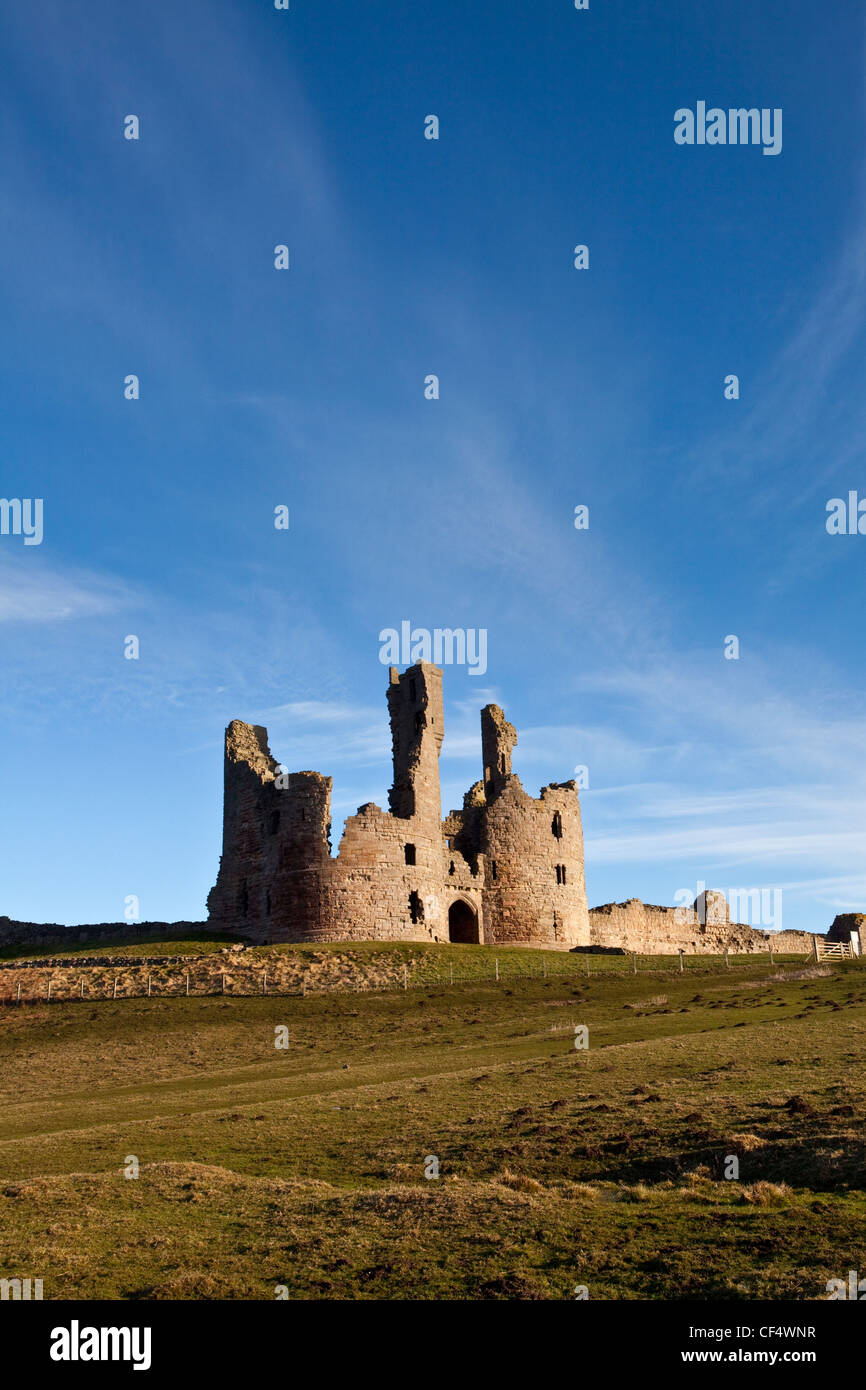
207,662,590,947
206,662,818,955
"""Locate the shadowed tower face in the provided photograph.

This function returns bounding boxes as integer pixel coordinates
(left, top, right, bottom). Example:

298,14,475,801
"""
386,663,444,831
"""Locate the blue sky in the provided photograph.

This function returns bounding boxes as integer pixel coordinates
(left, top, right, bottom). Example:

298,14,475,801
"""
1,0,864,933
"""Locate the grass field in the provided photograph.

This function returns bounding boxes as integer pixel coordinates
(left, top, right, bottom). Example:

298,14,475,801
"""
1,942,864,1300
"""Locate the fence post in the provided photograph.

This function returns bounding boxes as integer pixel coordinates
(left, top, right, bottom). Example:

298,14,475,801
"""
262,970,267,995
495,958,499,982
113,976,118,999
185,971,190,996
769,939,774,967
450,963,454,985
80,977,84,999
47,977,52,1002
543,957,547,979
147,975,152,997
221,972,226,995
16,980,21,1004
813,935,820,961
586,953,590,977
403,964,408,991
678,950,684,974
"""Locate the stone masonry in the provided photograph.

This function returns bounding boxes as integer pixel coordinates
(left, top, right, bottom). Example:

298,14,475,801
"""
587,898,815,955
207,662,591,947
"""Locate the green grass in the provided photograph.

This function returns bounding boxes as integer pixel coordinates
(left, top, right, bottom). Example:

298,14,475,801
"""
0,952,863,1300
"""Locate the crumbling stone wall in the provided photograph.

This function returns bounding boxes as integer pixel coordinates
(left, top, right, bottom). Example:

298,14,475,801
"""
588,898,815,955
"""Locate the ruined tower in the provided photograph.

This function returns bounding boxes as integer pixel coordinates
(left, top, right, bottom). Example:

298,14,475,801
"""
444,704,590,948
387,663,444,828
481,704,517,800
206,720,333,941
205,720,281,938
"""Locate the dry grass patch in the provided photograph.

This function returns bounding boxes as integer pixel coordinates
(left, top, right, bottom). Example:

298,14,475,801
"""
725,1133,769,1152
740,1181,793,1206
496,1169,545,1193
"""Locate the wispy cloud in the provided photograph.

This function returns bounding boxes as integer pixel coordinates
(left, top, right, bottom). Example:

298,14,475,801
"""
0,558,138,623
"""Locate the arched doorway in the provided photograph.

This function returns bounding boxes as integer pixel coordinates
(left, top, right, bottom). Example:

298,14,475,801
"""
448,898,479,944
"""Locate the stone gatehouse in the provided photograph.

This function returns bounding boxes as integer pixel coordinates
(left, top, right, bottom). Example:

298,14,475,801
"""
207,662,591,947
